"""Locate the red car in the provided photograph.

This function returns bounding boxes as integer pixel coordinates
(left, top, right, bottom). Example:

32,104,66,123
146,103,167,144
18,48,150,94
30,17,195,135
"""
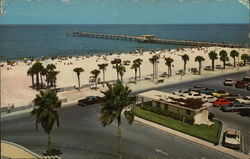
214,98,232,107
235,80,246,88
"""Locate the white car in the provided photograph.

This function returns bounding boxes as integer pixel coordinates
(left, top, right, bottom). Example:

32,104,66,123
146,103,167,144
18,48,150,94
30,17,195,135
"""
223,78,234,86
172,90,189,96
223,128,241,149
202,95,217,103
180,91,203,99
235,97,250,104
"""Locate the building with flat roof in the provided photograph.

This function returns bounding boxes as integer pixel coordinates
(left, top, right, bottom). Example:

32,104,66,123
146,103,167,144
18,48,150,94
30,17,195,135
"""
137,90,213,125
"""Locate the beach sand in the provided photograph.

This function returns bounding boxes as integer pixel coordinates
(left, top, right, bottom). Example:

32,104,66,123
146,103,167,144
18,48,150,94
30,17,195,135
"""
1,47,249,107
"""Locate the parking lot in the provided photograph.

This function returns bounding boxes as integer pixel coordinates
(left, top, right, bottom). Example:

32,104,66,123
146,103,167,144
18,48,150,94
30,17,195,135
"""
156,71,250,155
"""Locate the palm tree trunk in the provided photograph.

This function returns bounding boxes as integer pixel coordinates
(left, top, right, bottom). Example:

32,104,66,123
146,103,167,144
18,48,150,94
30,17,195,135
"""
170,65,172,76
40,73,43,86
152,63,155,79
77,75,80,91
212,60,215,71
117,116,122,159
31,75,34,88
102,70,105,82
184,62,186,74
223,61,225,69
244,60,246,66
48,134,51,152
167,66,170,78
36,73,39,90
139,67,141,81
155,62,158,79
233,57,236,67
199,62,201,75
95,78,97,90
121,75,123,83
116,71,119,80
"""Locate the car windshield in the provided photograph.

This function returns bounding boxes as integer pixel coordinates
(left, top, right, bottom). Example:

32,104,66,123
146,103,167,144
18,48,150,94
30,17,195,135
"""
226,134,237,138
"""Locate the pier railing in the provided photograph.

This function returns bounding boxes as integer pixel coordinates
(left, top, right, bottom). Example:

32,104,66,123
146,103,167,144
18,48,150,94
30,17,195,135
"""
70,31,244,48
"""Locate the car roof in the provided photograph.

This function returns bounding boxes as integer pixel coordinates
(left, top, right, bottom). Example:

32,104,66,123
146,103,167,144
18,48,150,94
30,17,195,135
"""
226,128,240,136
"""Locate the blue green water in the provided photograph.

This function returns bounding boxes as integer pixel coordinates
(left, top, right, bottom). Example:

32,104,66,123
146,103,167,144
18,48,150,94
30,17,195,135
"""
0,24,249,60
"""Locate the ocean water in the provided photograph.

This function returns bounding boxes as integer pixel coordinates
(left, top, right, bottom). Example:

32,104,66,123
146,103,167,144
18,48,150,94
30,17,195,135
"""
0,24,249,60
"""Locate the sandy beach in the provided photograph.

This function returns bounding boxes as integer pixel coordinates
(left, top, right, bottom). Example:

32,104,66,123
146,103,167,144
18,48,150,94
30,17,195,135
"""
1,47,249,108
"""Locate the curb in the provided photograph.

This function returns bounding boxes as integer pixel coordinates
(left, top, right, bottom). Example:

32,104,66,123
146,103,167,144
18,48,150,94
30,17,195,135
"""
134,116,249,159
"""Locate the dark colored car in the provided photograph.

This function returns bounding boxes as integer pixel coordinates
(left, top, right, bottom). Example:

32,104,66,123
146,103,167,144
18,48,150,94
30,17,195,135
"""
78,96,101,106
235,80,246,88
221,103,250,112
247,84,250,91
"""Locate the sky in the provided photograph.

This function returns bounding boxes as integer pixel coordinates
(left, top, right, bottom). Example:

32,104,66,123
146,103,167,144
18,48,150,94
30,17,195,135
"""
0,0,249,24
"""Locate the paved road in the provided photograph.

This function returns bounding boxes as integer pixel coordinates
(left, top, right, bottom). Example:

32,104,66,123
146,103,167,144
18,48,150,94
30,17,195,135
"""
1,71,249,158
2,103,236,159
155,70,250,155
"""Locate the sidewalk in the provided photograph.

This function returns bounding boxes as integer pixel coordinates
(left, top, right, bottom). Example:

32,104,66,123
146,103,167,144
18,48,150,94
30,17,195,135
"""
134,116,249,159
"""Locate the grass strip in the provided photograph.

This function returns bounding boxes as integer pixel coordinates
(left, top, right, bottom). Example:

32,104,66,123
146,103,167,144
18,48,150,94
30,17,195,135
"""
132,106,222,144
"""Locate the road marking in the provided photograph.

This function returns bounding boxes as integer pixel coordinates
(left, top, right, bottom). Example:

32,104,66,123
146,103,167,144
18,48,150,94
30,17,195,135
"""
154,149,168,156
91,106,99,117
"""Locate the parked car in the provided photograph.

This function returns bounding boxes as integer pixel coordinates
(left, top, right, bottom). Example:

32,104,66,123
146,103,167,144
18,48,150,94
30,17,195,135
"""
223,78,234,86
180,92,203,99
247,84,250,91
203,66,212,71
172,90,189,96
235,80,246,88
223,128,241,149
235,97,250,104
216,65,223,69
202,95,217,103
243,76,250,83
189,86,207,92
239,108,250,116
221,103,250,112
211,90,230,97
198,88,217,95
78,96,101,106
214,98,232,107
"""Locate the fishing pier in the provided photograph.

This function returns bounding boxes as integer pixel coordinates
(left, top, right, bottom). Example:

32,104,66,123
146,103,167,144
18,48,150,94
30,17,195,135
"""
71,31,243,48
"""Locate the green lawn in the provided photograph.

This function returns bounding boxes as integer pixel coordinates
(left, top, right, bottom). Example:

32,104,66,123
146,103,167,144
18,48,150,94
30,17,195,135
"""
132,106,222,144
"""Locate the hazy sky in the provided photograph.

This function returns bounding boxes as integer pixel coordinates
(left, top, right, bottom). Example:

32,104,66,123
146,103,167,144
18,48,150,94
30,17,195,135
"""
1,0,249,24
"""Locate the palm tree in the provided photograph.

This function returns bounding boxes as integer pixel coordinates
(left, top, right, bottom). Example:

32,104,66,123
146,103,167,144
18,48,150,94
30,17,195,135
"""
241,54,249,66
117,65,126,82
100,81,135,159
40,66,45,86
149,55,160,79
164,57,174,78
131,62,139,83
47,70,60,89
111,59,122,80
134,58,143,80
46,63,56,72
219,50,229,69
195,56,205,75
208,51,218,71
73,67,84,90
27,66,35,89
45,64,57,88
31,89,62,153
181,54,189,74
32,62,44,90
230,50,239,68
98,63,108,83
91,69,101,89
